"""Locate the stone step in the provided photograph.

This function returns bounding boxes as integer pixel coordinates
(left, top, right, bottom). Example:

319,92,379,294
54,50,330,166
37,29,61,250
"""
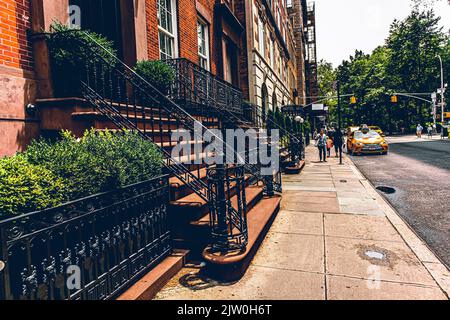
169,175,252,220
285,160,306,175
117,249,188,300
170,186,265,258
202,195,281,281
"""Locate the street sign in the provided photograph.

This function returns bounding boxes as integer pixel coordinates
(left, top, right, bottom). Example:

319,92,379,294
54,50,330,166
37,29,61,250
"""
312,104,324,111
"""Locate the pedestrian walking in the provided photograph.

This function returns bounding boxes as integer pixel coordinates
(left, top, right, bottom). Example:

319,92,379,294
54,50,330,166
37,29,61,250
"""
315,130,327,162
427,125,433,138
326,135,333,157
416,124,423,138
333,128,344,157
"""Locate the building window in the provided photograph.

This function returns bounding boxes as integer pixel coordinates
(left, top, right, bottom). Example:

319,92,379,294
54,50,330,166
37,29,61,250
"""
197,19,210,70
269,39,274,68
158,0,177,59
258,16,265,57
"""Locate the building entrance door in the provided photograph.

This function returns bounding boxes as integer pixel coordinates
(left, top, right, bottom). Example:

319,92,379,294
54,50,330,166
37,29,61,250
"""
70,0,124,58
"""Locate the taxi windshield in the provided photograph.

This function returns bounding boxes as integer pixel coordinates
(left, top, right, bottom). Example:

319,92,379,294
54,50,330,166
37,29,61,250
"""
354,130,380,139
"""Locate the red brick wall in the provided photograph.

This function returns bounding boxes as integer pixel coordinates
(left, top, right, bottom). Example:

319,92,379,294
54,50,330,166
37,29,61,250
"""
0,0,34,71
0,0,38,157
178,0,199,64
235,0,249,100
146,0,160,60
146,0,199,64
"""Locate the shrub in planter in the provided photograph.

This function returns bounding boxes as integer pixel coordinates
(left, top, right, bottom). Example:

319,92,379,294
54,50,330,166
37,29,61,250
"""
46,21,117,97
0,156,65,218
25,130,164,201
134,60,176,94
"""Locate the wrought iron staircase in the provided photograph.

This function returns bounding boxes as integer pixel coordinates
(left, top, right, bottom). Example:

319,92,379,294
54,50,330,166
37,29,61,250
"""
46,30,255,253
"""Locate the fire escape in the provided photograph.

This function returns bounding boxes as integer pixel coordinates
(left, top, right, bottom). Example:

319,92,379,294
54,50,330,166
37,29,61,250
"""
305,2,321,130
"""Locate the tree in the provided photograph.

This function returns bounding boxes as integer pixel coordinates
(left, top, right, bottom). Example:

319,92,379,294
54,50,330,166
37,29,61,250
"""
322,7,449,133
317,60,337,122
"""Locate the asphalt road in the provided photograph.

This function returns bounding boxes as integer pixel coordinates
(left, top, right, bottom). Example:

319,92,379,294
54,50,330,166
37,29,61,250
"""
349,136,450,268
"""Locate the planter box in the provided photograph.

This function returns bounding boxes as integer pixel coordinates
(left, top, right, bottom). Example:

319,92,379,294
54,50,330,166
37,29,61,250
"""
0,175,170,300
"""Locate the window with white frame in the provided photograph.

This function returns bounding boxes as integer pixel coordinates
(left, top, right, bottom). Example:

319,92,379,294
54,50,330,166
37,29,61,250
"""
157,0,177,60
269,39,274,68
258,16,265,57
197,19,210,70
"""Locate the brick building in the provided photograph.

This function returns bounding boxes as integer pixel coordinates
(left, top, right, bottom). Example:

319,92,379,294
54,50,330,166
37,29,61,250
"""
0,0,318,300
0,0,314,156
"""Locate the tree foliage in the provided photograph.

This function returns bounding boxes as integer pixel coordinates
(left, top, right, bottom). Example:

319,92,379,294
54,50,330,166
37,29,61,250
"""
318,7,449,132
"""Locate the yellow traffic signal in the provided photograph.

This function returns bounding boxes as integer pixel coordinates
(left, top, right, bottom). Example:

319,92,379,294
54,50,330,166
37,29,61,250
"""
350,96,357,104
391,95,398,103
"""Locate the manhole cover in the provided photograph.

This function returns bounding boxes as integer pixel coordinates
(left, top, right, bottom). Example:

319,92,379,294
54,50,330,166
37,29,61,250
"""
376,186,396,194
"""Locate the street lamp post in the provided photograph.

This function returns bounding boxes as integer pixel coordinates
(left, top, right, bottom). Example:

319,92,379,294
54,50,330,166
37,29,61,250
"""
437,55,446,130
337,81,343,165
295,116,305,160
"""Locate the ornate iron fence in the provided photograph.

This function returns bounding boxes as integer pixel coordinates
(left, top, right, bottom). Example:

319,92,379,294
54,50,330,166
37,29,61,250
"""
164,58,244,115
0,175,170,300
207,165,248,253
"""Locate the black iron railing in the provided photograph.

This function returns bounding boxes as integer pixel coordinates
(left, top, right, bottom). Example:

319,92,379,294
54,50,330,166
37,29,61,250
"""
207,165,248,252
0,176,170,300
46,30,250,254
164,58,244,115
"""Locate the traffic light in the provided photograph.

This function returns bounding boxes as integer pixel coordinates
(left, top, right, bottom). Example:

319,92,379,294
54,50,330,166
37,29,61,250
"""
391,95,398,103
350,96,357,104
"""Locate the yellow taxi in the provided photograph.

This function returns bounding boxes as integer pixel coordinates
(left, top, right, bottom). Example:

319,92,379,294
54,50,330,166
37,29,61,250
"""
368,126,385,137
347,127,389,155
346,126,360,137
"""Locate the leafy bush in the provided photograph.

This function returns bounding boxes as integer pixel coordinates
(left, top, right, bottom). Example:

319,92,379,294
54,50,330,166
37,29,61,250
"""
134,60,175,94
25,130,164,201
0,130,164,219
46,21,117,97
0,156,65,217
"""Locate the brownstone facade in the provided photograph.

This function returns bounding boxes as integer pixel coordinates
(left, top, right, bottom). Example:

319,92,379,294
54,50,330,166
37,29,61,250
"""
0,0,313,156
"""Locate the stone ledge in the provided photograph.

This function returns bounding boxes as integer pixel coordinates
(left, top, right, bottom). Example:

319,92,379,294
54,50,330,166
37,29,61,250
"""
117,249,189,300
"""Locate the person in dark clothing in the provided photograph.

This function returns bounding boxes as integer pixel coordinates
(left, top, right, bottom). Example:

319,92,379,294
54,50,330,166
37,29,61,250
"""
333,128,344,158
315,129,328,162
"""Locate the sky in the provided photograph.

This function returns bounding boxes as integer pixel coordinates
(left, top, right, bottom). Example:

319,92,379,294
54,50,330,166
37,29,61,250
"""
314,0,450,67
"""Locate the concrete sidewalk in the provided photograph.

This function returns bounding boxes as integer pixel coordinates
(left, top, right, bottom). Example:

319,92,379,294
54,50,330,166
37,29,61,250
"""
154,146,450,300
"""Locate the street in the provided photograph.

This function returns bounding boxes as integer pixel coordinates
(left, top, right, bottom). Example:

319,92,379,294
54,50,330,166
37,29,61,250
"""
349,135,450,268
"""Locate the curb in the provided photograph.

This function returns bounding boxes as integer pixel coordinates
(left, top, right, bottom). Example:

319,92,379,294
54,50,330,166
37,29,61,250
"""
345,154,450,299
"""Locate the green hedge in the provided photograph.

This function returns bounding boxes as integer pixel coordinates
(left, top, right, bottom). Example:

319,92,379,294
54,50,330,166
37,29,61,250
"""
134,60,175,94
0,156,65,217
0,130,164,219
